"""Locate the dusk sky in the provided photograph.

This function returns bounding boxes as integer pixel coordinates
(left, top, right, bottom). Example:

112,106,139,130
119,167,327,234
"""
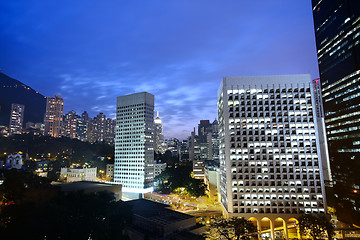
0,1,319,140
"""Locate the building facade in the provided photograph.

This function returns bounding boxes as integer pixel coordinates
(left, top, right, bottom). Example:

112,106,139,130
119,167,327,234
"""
114,92,155,193
154,111,165,154
62,110,78,139
312,0,360,186
9,103,25,135
106,163,114,182
44,95,64,138
217,75,331,238
4,154,23,169
60,166,97,182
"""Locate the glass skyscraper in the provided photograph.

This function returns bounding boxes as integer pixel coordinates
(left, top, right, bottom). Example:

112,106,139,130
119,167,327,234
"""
312,0,360,186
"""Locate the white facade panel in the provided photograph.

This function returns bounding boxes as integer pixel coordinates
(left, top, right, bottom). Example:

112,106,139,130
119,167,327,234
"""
114,92,154,193
217,75,329,218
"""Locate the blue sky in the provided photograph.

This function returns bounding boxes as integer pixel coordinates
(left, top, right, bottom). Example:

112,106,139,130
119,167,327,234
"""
0,1,319,140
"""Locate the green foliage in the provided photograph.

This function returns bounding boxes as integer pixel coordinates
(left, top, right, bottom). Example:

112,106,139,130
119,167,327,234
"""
0,169,59,205
298,214,334,240
155,163,206,197
0,170,132,240
0,134,114,179
154,150,179,166
205,217,257,240
185,177,207,198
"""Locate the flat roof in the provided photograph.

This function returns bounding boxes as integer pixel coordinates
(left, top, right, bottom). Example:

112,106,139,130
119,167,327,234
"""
55,181,121,192
127,199,194,225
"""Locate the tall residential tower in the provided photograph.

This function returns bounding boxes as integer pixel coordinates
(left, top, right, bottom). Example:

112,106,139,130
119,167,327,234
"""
44,95,64,138
9,103,25,134
114,92,154,193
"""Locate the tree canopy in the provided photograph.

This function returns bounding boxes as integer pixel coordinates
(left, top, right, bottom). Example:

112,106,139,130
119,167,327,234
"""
155,163,206,198
205,217,257,240
0,134,114,180
0,170,132,240
298,214,334,240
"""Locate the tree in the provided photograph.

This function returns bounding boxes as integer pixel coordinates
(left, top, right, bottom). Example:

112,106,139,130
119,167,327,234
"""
0,170,132,240
298,214,334,240
185,178,206,198
0,190,132,240
0,169,58,206
154,163,206,197
205,217,257,240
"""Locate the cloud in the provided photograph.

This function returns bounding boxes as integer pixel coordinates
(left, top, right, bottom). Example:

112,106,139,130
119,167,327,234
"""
0,0,319,140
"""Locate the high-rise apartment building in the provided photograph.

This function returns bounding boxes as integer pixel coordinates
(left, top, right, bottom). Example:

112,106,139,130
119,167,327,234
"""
218,75,330,238
312,0,360,186
76,111,89,142
105,117,115,144
62,110,77,139
44,95,64,138
114,92,154,193
86,112,115,144
9,103,25,134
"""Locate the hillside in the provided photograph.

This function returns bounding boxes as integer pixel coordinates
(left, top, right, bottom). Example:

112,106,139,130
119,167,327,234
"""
0,72,46,126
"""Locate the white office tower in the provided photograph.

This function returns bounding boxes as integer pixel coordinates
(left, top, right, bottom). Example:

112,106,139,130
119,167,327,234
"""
218,75,331,238
115,92,155,194
154,111,165,154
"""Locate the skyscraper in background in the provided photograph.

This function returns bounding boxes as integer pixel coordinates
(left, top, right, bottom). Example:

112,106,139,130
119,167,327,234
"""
154,111,164,154
114,92,154,194
312,0,360,187
9,103,25,134
217,75,330,238
105,117,116,144
62,110,77,139
44,95,64,138
76,111,89,142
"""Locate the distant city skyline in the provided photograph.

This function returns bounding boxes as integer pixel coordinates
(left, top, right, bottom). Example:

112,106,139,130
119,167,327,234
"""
0,1,320,140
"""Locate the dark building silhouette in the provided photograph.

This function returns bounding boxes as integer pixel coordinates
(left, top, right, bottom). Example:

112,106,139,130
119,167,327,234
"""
312,0,360,186
0,72,46,127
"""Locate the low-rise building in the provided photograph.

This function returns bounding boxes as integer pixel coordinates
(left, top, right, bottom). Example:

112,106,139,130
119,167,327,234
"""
154,162,167,178
204,163,220,202
60,166,97,182
56,181,122,201
125,199,205,240
5,154,23,169
106,164,114,182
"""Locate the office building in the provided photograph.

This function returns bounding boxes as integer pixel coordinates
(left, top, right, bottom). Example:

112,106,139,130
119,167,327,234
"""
218,75,330,239
154,162,167,178
114,92,155,193
9,103,25,134
312,0,360,186
208,119,220,161
154,111,165,154
44,95,64,138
